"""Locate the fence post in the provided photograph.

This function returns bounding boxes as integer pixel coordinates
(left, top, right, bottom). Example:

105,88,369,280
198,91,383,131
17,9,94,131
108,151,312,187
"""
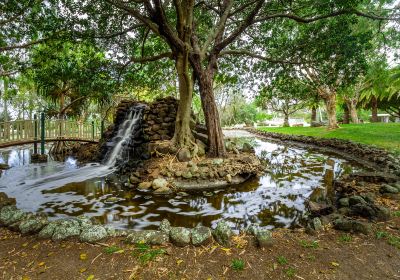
34,114,38,154
40,112,45,155
92,121,95,140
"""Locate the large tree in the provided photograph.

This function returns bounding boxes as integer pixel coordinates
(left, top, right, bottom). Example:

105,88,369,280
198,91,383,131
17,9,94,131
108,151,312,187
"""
53,0,396,156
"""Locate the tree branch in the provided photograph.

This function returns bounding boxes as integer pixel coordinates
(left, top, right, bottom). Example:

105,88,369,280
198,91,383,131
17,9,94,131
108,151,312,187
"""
219,49,303,64
130,52,173,63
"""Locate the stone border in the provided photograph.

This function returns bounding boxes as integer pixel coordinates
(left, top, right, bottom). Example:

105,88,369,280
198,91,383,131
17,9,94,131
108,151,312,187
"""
246,128,400,177
0,192,272,248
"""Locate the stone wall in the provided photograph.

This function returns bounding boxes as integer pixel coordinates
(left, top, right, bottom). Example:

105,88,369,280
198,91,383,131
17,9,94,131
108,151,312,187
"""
142,96,178,141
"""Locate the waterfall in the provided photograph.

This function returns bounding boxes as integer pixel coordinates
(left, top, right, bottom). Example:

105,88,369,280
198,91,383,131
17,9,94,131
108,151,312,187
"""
104,105,144,167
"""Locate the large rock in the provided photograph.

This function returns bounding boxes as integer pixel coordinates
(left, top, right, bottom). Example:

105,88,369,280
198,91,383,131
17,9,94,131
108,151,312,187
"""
152,178,168,189
125,230,169,245
307,201,333,216
191,226,212,246
52,219,82,241
333,216,371,235
19,216,48,234
213,220,233,247
380,184,399,194
170,227,191,247
0,205,27,226
159,219,171,234
79,225,108,243
348,196,367,206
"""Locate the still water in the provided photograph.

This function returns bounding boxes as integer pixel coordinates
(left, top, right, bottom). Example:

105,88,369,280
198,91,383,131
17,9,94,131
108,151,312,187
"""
0,136,364,231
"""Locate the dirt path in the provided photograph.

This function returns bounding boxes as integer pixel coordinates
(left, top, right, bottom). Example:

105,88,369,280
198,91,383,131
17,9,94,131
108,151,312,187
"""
1,218,399,280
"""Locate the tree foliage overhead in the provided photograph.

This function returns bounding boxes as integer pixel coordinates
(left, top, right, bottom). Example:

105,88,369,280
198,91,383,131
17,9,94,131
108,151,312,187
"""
30,41,115,118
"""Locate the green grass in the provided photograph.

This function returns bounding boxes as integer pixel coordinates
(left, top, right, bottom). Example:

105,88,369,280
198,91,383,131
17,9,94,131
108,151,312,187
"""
393,211,400,217
103,245,123,254
285,267,296,278
231,258,245,271
277,256,288,265
131,243,166,264
338,234,352,243
258,123,400,154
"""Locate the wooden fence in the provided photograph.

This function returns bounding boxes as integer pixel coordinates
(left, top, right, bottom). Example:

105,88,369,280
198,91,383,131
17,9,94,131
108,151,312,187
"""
0,119,101,147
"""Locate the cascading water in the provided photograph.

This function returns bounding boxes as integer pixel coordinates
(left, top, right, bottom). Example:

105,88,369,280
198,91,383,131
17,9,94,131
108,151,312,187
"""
0,105,145,190
103,106,144,167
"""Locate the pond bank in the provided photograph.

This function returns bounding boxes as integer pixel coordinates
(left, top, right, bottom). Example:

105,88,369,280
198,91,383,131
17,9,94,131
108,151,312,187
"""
247,128,400,177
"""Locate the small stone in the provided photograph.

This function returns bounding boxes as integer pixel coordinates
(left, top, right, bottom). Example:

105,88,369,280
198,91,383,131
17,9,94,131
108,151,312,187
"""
159,219,171,234
154,186,172,194
177,192,189,197
170,227,191,247
212,158,224,166
182,171,193,179
130,175,141,184
311,217,323,231
348,196,367,206
79,225,108,243
225,174,232,183
152,178,168,189
125,230,169,245
177,148,191,162
191,226,212,246
138,181,152,190
242,142,254,153
213,220,232,247
105,197,120,204
352,220,371,235
380,184,399,194
255,230,273,248
338,197,349,208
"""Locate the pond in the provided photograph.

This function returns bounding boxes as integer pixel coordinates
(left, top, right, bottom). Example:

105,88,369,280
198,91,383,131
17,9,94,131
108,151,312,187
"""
0,133,365,231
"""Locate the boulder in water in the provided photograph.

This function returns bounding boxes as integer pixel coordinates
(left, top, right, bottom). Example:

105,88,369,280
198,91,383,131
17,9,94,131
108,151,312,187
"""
138,181,152,190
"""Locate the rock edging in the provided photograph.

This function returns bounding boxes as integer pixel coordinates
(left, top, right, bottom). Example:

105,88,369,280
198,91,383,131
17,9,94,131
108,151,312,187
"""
247,128,400,176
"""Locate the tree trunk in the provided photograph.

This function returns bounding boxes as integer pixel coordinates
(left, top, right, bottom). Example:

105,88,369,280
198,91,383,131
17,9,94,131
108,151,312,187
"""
171,53,195,148
323,93,339,130
283,113,290,127
371,96,378,122
343,106,350,124
311,106,317,123
348,101,359,124
197,70,226,157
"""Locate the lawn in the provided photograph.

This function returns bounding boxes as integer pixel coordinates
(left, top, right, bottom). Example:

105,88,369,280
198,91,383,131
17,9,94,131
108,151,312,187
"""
258,123,400,154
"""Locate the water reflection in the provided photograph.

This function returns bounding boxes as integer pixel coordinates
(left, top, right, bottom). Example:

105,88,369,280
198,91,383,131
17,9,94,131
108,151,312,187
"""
0,139,365,231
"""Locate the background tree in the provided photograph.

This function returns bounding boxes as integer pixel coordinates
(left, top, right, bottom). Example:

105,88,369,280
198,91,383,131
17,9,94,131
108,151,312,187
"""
257,73,310,127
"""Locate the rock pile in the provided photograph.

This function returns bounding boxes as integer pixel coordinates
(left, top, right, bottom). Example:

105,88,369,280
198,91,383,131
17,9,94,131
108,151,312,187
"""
0,192,274,247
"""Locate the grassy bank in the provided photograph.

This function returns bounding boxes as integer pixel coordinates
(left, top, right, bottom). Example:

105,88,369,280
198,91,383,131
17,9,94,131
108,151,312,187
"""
258,123,400,154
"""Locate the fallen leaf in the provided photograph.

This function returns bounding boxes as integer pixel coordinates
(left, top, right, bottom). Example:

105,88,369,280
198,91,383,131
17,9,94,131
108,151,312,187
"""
22,276,30,280
80,253,88,261
38,262,45,267
47,252,54,257
86,275,95,280
220,248,231,256
80,268,87,273
176,259,184,265
331,262,339,267
32,243,39,249
22,242,28,247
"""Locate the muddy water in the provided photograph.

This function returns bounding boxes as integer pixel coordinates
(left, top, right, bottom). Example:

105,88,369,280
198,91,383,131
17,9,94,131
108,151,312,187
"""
0,137,365,231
